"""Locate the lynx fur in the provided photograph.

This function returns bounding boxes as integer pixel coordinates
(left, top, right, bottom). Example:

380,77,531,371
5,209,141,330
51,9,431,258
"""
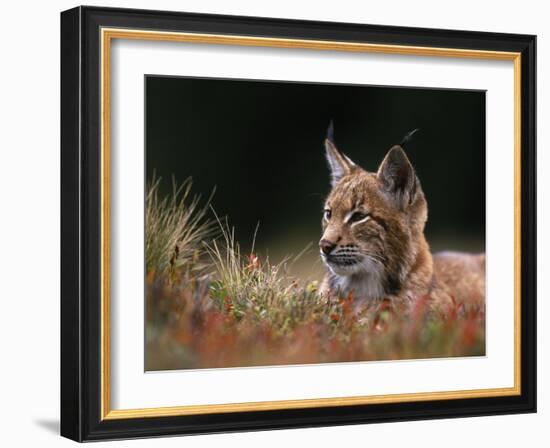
319,129,485,314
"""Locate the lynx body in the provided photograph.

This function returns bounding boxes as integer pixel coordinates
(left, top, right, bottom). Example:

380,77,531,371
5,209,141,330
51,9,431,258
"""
319,134,485,313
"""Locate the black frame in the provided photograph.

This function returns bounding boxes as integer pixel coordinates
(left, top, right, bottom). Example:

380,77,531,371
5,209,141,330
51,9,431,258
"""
61,5,536,442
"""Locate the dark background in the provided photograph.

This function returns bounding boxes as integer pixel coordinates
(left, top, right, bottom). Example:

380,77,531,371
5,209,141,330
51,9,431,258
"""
146,76,485,280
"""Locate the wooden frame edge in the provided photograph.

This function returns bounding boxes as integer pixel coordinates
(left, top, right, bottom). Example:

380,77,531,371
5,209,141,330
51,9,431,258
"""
99,27,523,421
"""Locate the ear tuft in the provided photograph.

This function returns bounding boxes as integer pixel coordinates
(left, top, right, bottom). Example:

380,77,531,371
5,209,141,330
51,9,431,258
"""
327,119,335,143
377,145,417,209
399,128,420,147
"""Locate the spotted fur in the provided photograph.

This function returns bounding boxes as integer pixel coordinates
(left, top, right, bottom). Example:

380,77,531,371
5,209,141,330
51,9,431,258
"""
319,131,485,313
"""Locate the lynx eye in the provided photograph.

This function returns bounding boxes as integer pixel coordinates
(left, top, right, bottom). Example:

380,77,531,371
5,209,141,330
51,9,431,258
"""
348,211,369,224
323,209,332,221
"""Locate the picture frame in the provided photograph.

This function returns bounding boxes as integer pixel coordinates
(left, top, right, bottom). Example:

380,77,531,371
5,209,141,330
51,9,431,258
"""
60,5,536,442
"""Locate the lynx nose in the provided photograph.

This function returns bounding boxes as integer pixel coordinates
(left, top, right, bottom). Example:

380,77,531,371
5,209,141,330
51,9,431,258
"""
319,239,336,255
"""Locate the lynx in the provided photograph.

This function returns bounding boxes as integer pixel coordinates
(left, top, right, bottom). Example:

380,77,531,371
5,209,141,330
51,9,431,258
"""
319,128,485,313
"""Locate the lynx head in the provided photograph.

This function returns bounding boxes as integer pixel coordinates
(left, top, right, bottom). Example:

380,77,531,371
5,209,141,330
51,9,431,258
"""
320,129,429,298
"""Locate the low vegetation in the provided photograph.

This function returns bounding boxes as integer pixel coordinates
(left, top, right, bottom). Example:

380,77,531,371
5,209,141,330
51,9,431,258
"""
145,178,485,370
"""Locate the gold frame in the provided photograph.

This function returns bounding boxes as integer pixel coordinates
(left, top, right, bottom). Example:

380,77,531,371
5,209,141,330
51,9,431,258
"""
100,27,522,421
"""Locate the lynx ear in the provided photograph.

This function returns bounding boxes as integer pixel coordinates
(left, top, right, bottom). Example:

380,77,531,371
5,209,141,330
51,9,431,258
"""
325,139,356,187
377,145,417,209
324,123,356,187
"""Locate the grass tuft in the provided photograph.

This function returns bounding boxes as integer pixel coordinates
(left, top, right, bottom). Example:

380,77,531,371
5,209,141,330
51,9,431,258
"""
145,175,215,279
205,217,317,325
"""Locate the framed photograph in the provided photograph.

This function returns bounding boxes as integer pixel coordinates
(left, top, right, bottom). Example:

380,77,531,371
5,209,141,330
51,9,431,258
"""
60,6,536,441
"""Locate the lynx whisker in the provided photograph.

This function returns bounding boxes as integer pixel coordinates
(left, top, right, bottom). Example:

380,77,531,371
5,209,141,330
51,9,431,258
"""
319,124,485,309
363,253,386,265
